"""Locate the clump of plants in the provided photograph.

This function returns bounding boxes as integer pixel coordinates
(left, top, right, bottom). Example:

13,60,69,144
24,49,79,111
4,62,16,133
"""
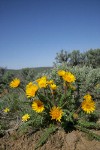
1,69,100,149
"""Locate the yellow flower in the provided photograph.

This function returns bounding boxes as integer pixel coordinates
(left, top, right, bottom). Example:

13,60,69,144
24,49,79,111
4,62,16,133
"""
32,99,45,113
81,99,95,114
26,82,33,88
62,72,76,83
50,83,57,90
9,78,20,88
26,83,38,98
49,106,63,122
22,114,30,122
3,107,10,113
47,80,54,85
58,70,65,77
36,76,47,88
83,94,92,100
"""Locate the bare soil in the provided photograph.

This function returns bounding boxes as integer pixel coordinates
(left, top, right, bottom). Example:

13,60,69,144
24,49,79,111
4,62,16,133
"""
0,128,100,150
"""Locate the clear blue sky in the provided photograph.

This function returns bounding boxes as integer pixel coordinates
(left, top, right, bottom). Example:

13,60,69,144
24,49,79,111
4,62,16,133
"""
0,0,100,69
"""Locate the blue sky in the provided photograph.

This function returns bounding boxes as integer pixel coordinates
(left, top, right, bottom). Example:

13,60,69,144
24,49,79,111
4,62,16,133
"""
0,0,100,69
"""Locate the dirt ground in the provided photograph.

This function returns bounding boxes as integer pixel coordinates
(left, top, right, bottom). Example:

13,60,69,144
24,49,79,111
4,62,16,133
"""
0,128,100,150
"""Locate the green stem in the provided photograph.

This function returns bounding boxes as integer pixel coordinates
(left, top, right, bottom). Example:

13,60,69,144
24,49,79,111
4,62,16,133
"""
75,125,100,141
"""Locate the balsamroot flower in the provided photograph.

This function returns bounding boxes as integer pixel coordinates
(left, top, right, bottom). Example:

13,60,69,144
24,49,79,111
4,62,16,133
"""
26,82,38,98
10,78,20,88
58,70,65,76
50,83,57,90
81,99,95,114
47,80,54,85
36,76,47,88
62,72,76,83
32,99,45,113
3,107,10,113
83,94,92,100
22,114,30,122
26,82,34,88
49,106,63,122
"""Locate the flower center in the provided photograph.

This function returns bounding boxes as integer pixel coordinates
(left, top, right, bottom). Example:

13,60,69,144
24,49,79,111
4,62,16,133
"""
86,104,90,108
37,103,42,107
